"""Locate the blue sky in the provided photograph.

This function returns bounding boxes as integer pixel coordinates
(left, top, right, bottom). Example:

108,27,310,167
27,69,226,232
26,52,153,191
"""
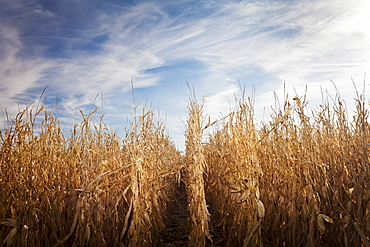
1,0,369,150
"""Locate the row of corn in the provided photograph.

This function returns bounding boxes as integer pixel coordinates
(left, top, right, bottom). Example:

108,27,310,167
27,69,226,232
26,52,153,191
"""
1,90,370,246
0,105,181,246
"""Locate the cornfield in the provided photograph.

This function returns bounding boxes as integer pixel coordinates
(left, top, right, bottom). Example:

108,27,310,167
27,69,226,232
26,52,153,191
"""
1,87,370,246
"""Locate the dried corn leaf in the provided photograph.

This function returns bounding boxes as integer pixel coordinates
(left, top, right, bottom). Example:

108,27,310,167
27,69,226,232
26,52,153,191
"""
238,189,251,204
230,185,242,193
344,232,349,247
1,219,17,227
3,227,17,247
255,187,260,200
35,105,45,116
346,201,353,213
85,225,91,243
256,199,265,219
317,214,326,234
343,215,350,229
321,214,333,223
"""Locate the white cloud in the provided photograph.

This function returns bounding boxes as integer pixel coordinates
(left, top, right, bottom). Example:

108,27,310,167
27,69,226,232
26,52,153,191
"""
1,0,369,148
59,0,370,145
0,24,52,129
203,84,239,118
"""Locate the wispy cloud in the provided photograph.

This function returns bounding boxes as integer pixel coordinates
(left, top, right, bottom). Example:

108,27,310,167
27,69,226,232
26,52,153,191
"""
0,23,52,127
0,0,369,149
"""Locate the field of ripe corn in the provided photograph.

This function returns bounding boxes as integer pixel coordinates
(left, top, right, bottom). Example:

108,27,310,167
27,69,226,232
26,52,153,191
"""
1,89,370,246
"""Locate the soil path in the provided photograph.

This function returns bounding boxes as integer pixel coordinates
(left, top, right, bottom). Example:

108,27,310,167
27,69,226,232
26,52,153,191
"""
160,180,226,246
161,180,190,246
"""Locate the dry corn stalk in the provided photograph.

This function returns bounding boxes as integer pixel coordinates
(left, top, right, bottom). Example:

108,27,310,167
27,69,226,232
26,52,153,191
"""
0,104,180,246
184,97,211,246
204,97,263,246
1,85,370,246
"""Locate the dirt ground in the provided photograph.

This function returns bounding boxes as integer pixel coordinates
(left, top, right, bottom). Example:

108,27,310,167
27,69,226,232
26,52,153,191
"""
160,181,226,247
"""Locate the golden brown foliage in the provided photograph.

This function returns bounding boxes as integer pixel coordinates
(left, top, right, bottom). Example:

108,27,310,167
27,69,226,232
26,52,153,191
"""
0,105,181,246
204,91,370,246
1,88,370,247
184,98,211,246
204,97,263,246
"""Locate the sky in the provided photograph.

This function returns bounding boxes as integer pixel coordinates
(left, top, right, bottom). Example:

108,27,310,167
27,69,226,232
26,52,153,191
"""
1,0,369,150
